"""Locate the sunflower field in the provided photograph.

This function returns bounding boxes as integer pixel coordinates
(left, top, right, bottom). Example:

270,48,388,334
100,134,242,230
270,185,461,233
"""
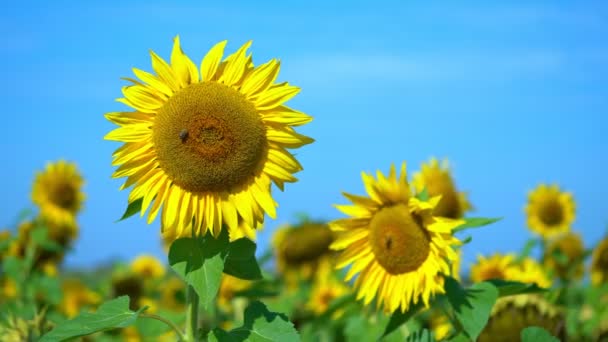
1,3,607,342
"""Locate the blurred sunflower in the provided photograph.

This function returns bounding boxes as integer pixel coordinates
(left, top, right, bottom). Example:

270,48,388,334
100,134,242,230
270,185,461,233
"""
544,232,585,281
161,277,186,312
470,254,515,283
507,257,552,288
105,36,313,240
111,273,144,311
217,274,253,313
478,294,566,342
273,221,334,287
32,160,84,226
0,230,11,263
59,279,101,318
412,158,472,219
130,254,165,280
429,312,452,341
591,236,608,285
525,184,574,239
0,278,17,300
330,162,463,313
307,271,349,318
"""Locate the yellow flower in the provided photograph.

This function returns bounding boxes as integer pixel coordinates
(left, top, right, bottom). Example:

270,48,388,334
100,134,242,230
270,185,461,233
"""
217,274,253,313
330,162,463,313
544,232,585,281
130,254,165,280
112,273,144,311
59,279,101,318
412,158,472,219
307,269,349,317
104,36,313,240
506,257,552,288
0,230,12,263
139,297,159,314
478,294,565,342
525,184,575,239
470,254,515,283
161,277,186,312
429,312,452,341
1,278,18,300
122,326,141,342
272,221,334,287
591,236,608,285
31,160,85,227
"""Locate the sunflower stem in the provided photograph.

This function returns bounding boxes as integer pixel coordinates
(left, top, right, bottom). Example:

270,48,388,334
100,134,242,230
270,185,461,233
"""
185,284,200,341
140,313,186,341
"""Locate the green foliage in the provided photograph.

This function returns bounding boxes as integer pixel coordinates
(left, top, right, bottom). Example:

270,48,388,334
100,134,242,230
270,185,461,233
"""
453,217,502,233
520,326,560,342
117,198,143,222
39,296,145,341
416,188,429,201
382,301,425,338
209,301,300,342
224,238,263,280
405,329,434,342
345,313,407,342
444,277,498,341
486,279,547,297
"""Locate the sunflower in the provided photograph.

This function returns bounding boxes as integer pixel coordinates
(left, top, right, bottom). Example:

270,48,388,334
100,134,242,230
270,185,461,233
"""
104,36,313,240
470,254,515,283
59,279,101,318
161,277,186,312
591,236,608,285
525,184,575,239
330,162,463,313
130,254,165,280
478,294,566,342
273,221,335,287
544,232,585,281
429,312,452,341
32,160,84,226
111,273,144,311
412,158,472,219
507,257,552,289
307,270,349,317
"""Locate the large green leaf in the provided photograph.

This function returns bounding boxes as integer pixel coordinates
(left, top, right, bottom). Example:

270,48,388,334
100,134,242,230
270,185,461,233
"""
117,198,143,222
445,277,498,341
486,279,547,297
168,229,229,310
209,301,299,342
382,301,425,338
405,329,434,342
39,296,144,341
453,217,502,233
521,327,560,342
223,238,263,280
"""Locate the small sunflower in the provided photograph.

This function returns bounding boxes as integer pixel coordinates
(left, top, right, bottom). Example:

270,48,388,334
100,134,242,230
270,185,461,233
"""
525,184,575,239
32,160,85,226
273,220,334,286
544,232,585,281
217,274,253,313
161,277,186,312
105,36,313,240
470,254,515,283
478,294,566,342
130,254,165,280
0,278,18,300
111,273,144,311
412,158,472,219
507,257,552,289
591,236,608,285
429,312,452,341
59,279,101,318
307,272,349,317
330,162,463,313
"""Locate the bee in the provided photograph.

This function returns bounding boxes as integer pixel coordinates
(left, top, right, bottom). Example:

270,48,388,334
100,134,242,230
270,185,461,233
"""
179,129,189,142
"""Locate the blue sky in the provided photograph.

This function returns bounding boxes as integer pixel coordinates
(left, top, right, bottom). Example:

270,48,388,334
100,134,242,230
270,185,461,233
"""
1,1,607,271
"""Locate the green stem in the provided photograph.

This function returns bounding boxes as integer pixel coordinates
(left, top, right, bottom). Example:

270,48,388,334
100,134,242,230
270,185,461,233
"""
140,313,186,341
185,285,200,341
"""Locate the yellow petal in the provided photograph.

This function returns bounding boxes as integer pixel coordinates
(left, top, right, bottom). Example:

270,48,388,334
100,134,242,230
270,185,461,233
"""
150,50,180,91
132,68,173,97
201,40,227,82
220,40,252,86
241,59,280,97
255,83,300,110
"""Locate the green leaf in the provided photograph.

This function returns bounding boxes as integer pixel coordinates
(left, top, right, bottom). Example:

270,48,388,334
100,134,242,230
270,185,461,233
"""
445,277,498,341
516,238,539,263
30,227,63,252
2,256,26,282
453,217,502,233
223,238,263,280
382,300,425,338
405,329,434,342
314,293,356,323
448,333,470,342
486,279,547,297
521,327,559,342
416,187,429,201
209,301,300,342
117,198,143,222
168,229,229,310
39,296,144,341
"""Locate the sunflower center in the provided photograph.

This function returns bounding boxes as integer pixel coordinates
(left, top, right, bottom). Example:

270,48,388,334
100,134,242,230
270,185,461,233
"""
50,183,77,209
481,267,506,281
281,224,334,265
538,199,563,226
369,204,431,275
153,82,267,193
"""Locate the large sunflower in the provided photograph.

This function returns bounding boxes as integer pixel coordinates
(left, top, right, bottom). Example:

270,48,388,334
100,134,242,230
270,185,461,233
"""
31,160,84,226
105,37,313,240
330,162,463,313
591,236,608,285
525,184,575,239
412,158,472,219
